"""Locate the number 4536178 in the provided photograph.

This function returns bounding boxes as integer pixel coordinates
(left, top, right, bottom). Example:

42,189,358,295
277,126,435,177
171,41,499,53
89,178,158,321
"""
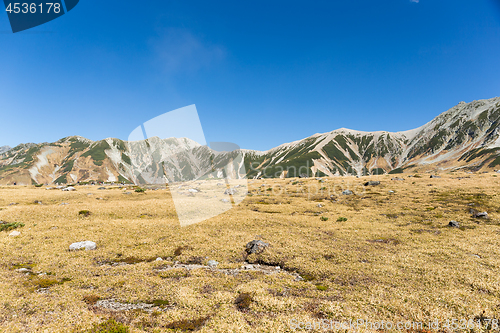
6,3,61,14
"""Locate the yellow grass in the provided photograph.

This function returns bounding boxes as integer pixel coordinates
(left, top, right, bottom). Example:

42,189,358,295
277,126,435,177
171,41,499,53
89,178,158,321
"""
0,172,499,332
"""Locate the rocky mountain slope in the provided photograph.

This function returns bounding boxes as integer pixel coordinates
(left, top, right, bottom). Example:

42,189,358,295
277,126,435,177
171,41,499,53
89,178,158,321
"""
1,97,500,185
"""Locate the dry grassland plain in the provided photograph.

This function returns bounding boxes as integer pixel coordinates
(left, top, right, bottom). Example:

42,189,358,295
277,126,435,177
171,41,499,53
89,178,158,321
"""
0,172,500,332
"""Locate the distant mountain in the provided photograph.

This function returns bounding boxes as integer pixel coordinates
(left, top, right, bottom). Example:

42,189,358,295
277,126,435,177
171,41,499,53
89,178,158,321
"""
0,146,10,155
1,97,500,185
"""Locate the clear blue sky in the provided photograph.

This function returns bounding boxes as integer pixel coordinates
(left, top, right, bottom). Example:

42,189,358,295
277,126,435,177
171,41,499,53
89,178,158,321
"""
1,0,500,150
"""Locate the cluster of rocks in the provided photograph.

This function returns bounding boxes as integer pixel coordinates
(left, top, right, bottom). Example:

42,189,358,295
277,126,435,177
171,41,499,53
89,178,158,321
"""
94,299,158,313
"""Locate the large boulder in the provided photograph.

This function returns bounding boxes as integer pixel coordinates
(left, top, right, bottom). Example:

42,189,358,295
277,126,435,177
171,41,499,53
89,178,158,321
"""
245,240,269,254
69,241,97,251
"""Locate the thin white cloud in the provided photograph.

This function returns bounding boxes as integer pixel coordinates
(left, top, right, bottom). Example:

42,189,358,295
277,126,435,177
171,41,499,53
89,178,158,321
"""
410,0,419,3
150,28,225,74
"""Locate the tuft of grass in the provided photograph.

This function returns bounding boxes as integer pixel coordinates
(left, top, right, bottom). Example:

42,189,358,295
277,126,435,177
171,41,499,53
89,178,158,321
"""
315,284,328,291
86,318,129,333
165,316,210,331
337,217,348,222
320,216,329,221
134,188,146,193
78,210,91,217
174,245,190,256
83,294,100,305
0,221,25,232
235,292,253,311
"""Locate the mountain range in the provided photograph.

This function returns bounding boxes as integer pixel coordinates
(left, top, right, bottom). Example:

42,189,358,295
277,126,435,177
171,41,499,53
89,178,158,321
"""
1,97,500,185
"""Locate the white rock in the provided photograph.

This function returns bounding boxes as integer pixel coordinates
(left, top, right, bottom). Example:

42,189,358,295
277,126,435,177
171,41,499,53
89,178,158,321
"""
155,257,163,261
207,260,219,267
69,241,97,251
188,188,199,193
8,230,20,237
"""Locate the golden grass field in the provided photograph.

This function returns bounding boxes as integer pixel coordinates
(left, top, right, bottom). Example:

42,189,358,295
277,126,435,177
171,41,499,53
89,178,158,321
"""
1,172,500,332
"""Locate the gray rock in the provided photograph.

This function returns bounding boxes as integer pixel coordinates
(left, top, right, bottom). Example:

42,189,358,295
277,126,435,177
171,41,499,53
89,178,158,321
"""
475,212,489,219
224,188,237,195
448,220,459,228
8,202,18,206
391,177,404,181
59,202,69,206
364,181,380,186
69,241,97,251
388,190,395,194
98,187,106,190
62,186,76,191
221,198,230,203
429,175,441,178
317,203,323,208
341,190,353,195
245,240,269,254
207,260,219,267
299,173,308,178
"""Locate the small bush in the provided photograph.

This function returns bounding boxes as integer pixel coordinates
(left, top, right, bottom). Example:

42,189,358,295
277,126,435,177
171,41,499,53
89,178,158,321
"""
235,292,253,310
0,221,25,232
337,217,348,222
316,284,328,291
34,184,43,188
320,216,329,221
86,319,129,333
134,188,146,193
79,210,91,217
83,294,100,305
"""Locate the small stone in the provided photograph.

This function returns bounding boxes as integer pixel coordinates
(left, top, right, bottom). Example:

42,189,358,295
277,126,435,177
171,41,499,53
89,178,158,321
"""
69,241,97,251
388,190,395,194
207,260,219,267
341,190,353,195
60,203,69,206
448,220,459,228
188,188,199,193
317,204,323,208
8,230,20,237
98,187,106,190
17,268,30,273
364,181,380,186
221,198,230,203
155,257,163,261
391,177,404,181
475,212,489,219
429,175,441,178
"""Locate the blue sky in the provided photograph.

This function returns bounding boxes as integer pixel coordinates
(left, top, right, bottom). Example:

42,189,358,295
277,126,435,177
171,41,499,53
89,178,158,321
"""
1,0,500,150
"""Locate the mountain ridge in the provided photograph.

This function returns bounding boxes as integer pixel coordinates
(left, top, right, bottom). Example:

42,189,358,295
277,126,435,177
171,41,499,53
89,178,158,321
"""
1,97,500,184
